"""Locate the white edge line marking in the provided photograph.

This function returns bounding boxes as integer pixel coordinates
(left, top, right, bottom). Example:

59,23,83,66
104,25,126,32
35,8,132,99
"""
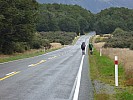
69,76,78,100
72,42,88,100
73,55,85,100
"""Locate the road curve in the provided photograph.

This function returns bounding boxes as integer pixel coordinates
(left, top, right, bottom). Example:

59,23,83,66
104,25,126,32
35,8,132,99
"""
0,32,95,100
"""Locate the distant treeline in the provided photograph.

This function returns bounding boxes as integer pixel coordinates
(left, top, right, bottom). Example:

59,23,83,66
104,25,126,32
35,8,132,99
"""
36,3,94,35
0,1,133,54
36,4,133,34
94,7,133,34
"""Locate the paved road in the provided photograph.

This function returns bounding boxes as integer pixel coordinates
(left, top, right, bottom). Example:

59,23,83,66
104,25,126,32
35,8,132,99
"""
0,32,95,100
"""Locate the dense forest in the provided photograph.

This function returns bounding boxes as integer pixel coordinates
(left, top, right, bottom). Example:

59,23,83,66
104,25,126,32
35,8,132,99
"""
0,0,38,54
94,7,133,34
0,0,133,54
36,3,94,34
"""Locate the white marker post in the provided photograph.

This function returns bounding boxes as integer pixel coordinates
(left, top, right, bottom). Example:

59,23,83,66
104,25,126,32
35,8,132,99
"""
100,48,102,56
115,56,118,86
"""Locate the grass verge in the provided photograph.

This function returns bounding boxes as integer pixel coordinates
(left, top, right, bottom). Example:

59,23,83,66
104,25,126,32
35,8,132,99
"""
0,35,79,63
0,48,61,63
72,36,80,45
89,48,133,100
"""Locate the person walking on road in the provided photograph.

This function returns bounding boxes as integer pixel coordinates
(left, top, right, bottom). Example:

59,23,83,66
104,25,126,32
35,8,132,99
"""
81,42,86,55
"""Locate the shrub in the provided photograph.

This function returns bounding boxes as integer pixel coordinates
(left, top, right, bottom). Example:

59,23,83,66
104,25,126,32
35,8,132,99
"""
104,29,133,49
13,42,26,53
2,42,15,54
130,44,133,50
41,39,51,49
32,41,41,49
40,31,77,45
1,42,27,54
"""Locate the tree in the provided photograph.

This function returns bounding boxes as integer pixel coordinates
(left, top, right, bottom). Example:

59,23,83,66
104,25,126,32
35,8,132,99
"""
59,17,80,33
78,17,88,35
0,0,38,54
94,7,133,34
36,4,93,33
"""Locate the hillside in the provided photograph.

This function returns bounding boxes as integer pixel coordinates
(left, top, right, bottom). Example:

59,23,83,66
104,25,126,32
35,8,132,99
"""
36,4,94,34
1,1,133,54
36,0,133,13
94,7,133,34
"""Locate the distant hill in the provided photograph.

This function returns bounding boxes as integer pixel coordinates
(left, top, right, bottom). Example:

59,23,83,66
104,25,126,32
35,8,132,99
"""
36,0,133,13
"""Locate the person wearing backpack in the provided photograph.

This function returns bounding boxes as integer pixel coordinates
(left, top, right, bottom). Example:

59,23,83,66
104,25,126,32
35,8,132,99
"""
81,42,86,55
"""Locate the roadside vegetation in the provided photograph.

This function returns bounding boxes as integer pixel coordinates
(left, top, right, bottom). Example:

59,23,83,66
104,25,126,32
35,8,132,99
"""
96,28,133,85
104,28,133,50
1,1,133,55
39,31,77,45
89,48,124,85
0,32,79,63
0,47,60,63
0,1,92,55
94,7,133,34
89,33,133,99
36,4,94,35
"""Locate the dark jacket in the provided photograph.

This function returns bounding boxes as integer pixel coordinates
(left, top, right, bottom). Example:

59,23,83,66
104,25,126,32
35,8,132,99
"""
89,43,93,50
81,42,85,50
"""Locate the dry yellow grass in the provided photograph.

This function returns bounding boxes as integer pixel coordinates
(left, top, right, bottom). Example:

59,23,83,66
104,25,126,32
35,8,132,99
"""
0,49,40,59
0,43,62,60
50,43,62,49
94,42,133,85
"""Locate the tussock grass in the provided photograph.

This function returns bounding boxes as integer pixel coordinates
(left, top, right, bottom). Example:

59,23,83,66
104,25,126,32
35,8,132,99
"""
89,48,124,85
95,94,110,100
0,48,61,63
95,43,133,86
90,41,133,99
0,50,43,63
0,35,79,63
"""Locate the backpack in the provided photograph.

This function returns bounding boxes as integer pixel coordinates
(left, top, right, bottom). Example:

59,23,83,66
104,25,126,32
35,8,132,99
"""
81,42,85,50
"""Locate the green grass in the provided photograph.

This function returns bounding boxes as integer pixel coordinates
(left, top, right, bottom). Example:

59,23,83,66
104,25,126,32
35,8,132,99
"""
0,48,61,63
0,50,44,63
95,94,110,100
89,48,133,99
0,35,79,63
116,91,133,100
89,48,124,85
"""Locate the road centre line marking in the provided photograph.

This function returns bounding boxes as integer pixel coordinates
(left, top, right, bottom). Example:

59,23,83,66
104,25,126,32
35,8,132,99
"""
40,60,46,63
0,71,20,81
48,56,57,59
28,64,34,67
28,60,46,67
6,72,15,76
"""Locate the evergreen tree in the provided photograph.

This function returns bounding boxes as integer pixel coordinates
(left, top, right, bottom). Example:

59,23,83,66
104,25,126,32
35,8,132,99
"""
0,0,38,54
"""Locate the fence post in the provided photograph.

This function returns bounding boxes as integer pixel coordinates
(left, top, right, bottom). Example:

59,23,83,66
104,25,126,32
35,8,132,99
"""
115,56,118,86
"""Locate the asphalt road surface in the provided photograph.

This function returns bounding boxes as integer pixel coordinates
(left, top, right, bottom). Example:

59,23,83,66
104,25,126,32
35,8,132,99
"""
0,32,95,100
